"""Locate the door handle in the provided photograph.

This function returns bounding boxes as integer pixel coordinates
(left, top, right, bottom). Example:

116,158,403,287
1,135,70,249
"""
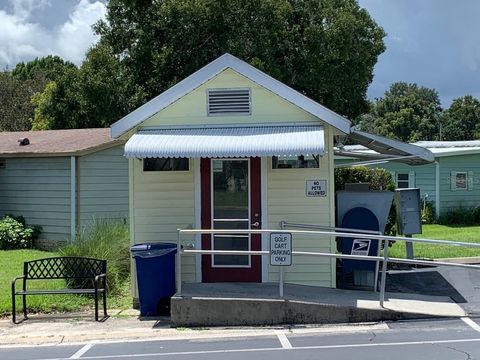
251,222,260,228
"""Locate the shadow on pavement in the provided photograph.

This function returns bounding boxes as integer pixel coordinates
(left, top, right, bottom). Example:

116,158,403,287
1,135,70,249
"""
386,269,467,303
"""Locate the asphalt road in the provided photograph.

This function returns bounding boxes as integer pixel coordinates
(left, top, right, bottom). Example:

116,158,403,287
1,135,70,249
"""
1,317,480,360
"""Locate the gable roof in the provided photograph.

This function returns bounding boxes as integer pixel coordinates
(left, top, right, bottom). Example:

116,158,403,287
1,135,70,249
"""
110,53,352,138
0,128,123,158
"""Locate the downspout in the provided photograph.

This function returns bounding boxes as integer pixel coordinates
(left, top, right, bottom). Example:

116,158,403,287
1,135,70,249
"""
435,160,440,220
76,157,81,236
70,156,76,242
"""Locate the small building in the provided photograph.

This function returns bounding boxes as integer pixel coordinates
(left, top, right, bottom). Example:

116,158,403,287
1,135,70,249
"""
336,140,480,218
111,54,431,290
0,128,128,248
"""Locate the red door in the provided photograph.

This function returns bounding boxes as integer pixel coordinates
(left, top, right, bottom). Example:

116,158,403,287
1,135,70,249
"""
201,157,262,282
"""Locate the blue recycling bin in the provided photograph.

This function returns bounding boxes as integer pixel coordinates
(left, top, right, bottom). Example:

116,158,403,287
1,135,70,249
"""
130,242,177,316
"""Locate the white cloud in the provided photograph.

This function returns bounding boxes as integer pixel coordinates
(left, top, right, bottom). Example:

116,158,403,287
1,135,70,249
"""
0,0,105,69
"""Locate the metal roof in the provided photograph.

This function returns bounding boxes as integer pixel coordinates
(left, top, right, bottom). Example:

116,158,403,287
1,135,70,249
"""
110,53,351,138
342,130,435,165
124,125,325,158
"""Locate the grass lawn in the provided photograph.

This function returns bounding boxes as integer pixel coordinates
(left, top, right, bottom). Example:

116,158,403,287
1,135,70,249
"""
0,249,131,317
389,224,480,259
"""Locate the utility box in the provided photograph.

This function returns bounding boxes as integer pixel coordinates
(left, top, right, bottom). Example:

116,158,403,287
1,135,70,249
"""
394,188,422,235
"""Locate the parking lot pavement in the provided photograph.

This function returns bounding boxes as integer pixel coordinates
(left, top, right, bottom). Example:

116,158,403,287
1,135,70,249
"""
1,317,480,360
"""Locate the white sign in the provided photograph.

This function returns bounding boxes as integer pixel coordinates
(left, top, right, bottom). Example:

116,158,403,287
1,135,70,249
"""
351,239,371,255
270,232,292,266
306,180,327,197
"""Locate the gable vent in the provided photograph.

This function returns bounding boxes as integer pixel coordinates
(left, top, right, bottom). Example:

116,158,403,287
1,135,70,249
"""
207,88,251,116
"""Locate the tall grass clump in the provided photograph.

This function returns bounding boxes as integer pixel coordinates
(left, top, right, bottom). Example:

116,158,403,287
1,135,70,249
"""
60,219,130,293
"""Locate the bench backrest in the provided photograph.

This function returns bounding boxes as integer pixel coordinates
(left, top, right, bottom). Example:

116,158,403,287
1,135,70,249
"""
24,257,107,280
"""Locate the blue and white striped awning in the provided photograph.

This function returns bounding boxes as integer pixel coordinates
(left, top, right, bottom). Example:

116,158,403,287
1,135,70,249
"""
124,125,325,158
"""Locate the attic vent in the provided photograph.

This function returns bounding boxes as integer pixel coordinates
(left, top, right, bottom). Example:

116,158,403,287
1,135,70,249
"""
207,88,251,116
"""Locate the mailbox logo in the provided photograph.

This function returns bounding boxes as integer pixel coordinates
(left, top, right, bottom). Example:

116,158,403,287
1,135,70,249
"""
351,239,371,255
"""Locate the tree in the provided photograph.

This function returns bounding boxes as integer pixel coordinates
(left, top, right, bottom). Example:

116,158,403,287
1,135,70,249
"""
12,55,76,82
32,43,142,129
94,0,386,119
356,82,442,142
0,72,45,131
441,95,480,141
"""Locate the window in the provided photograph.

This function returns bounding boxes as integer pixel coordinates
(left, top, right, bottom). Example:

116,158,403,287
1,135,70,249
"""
396,173,410,188
450,171,473,191
207,88,251,116
391,171,415,189
0,159,5,169
143,158,189,171
456,172,467,189
272,155,320,169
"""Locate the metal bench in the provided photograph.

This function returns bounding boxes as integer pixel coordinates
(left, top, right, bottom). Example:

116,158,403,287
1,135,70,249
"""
11,257,107,323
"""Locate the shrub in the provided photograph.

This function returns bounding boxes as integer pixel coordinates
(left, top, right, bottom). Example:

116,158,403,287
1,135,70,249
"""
438,207,476,226
0,215,35,250
334,166,396,192
421,200,436,224
60,219,130,293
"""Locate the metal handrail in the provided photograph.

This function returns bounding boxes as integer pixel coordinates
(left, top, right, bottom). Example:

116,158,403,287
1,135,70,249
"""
175,227,480,307
280,221,382,235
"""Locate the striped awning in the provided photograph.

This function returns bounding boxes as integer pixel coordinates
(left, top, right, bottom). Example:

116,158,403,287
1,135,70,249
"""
124,125,325,158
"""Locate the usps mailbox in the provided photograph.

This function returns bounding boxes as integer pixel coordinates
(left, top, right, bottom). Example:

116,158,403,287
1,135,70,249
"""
336,190,394,289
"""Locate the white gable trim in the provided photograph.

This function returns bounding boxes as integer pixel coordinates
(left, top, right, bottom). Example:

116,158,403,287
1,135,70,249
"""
110,53,351,138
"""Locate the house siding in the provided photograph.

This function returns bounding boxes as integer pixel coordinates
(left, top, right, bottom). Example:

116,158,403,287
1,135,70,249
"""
267,125,335,287
438,154,480,212
141,68,319,127
0,157,71,241
79,145,129,230
131,158,196,292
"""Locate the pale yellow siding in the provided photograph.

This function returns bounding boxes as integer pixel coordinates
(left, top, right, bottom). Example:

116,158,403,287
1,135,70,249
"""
267,125,335,287
131,158,196,288
141,68,319,127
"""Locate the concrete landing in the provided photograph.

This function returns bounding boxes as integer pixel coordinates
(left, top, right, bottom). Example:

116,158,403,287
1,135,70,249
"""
171,283,466,327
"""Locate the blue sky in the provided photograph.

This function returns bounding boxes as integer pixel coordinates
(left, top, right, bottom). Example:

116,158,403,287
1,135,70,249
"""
0,0,478,107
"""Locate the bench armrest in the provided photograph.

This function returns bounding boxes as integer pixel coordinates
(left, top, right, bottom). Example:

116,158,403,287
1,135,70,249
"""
94,273,107,289
11,275,25,290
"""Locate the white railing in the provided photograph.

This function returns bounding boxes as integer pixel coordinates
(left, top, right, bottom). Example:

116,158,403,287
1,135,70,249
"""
176,224,480,307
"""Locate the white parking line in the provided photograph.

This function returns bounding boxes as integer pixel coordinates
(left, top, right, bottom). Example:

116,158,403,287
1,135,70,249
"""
30,337,480,360
70,343,95,359
274,330,292,349
461,317,480,332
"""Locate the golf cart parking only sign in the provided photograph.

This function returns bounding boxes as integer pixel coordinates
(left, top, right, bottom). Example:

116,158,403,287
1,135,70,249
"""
306,180,327,197
270,232,292,266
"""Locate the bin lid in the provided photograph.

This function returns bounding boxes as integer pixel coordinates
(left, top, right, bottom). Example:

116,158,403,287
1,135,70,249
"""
130,242,177,258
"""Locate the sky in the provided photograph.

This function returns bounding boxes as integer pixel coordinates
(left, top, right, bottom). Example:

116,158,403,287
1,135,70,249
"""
0,0,479,107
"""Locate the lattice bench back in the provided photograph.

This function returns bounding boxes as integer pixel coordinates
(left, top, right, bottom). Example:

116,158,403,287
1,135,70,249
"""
24,257,107,280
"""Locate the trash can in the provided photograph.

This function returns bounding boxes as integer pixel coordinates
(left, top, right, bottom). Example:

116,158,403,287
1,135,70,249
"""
130,242,177,316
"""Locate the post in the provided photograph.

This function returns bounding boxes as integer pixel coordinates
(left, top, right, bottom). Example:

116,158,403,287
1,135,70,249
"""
176,229,182,295
405,234,414,259
379,239,389,307
279,267,284,298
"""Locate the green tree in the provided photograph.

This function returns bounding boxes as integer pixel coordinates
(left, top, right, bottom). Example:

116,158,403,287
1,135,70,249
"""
32,43,142,129
12,55,76,82
94,0,385,119
441,95,480,141
357,82,442,142
0,71,45,131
